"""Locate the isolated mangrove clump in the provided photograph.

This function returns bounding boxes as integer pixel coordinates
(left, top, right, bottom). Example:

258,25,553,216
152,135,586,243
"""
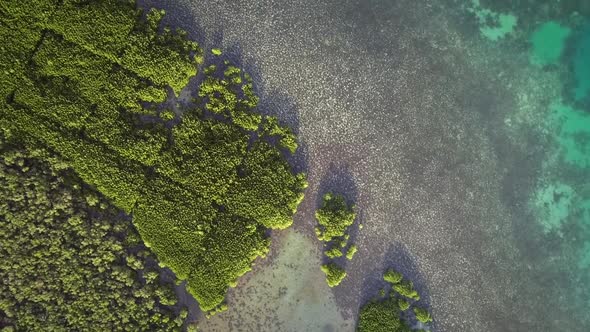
315,193,357,287
346,244,358,260
356,268,433,331
398,299,411,312
315,193,356,242
413,307,433,324
383,269,403,284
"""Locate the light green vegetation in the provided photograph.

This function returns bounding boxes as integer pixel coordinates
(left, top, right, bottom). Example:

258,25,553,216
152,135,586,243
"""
211,48,223,56
529,21,571,66
356,268,432,330
315,193,357,286
398,299,411,312
413,307,433,324
346,244,358,260
326,247,344,258
0,140,186,331
320,263,347,288
0,0,306,313
196,229,352,331
160,109,176,121
383,269,403,284
467,0,517,41
392,281,421,301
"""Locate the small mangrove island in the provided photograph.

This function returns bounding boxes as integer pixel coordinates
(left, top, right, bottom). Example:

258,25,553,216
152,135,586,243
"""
315,193,358,287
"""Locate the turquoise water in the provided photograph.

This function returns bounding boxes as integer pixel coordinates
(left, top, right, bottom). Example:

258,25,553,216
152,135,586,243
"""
549,101,590,168
530,22,571,66
528,20,590,242
467,0,518,41
521,10,590,328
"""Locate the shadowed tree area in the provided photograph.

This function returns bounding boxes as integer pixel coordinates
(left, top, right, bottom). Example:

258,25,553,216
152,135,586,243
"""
0,137,187,331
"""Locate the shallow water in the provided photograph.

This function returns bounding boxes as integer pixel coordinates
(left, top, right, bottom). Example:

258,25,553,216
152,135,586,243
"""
198,229,354,332
141,0,590,330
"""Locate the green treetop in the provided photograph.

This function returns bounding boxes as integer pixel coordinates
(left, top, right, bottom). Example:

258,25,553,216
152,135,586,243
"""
383,268,403,284
315,193,356,242
357,298,411,332
314,193,357,287
413,307,433,323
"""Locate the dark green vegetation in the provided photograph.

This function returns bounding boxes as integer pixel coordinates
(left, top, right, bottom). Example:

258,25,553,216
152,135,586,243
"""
357,298,411,332
356,268,432,331
315,193,356,242
315,193,356,286
0,0,306,313
0,139,186,331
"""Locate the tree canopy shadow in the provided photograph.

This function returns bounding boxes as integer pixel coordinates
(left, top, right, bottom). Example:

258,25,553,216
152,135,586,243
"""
316,162,358,209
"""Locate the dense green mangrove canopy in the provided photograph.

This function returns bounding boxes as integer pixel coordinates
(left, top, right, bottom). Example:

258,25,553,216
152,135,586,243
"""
315,193,356,242
0,0,306,312
0,139,186,331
